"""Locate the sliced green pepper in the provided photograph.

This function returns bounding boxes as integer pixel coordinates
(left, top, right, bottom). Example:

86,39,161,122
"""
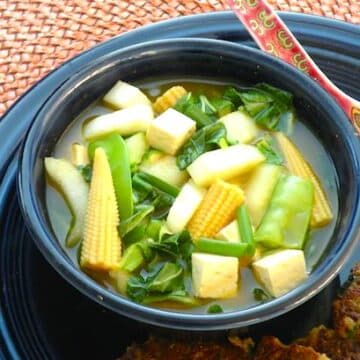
254,175,314,249
88,133,133,220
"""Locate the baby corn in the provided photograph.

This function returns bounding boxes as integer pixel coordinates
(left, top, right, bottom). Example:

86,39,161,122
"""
81,147,121,271
187,179,244,239
153,86,187,113
275,132,333,227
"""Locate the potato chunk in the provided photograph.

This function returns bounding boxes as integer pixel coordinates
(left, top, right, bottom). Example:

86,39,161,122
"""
146,108,196,155
187,144,265,187
103,80,150,109
220,111,258,144
192,253,239,299
167,180,206,233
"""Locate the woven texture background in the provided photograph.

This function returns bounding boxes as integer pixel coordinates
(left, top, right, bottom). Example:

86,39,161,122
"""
1,0,359,116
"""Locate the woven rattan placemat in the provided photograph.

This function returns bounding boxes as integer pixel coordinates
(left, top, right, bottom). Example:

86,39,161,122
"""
1,0,359,116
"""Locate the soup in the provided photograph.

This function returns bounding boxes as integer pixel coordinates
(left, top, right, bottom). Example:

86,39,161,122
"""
45,79,338,314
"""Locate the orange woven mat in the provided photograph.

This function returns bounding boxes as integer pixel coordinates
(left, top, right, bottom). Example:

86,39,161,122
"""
1,0,359,116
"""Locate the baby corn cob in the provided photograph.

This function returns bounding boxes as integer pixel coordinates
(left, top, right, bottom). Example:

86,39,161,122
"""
81,147,121,271
71,143,89,167
187,179,244,239
275,132,333,228
153,86,187,113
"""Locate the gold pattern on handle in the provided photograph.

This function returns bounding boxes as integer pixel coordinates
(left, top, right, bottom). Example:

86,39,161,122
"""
258,10,275,29
352,107,360,133
292,53,309,73
250,19,265,35
234,0,248,14
265,41,279,56
277,30,294,49
246,0,258,7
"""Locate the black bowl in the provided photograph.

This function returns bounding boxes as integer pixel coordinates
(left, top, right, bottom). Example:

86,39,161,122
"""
17,38,360,330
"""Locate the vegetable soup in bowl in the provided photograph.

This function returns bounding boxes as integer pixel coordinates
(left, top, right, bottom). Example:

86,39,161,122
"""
18,39,360,330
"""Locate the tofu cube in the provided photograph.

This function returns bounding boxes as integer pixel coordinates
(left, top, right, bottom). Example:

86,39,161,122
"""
220,111,258,144
103,80,151,109
192,253,239,299
252,250,308,297
167,180,206,233
187,144,265,187
146,108,196,155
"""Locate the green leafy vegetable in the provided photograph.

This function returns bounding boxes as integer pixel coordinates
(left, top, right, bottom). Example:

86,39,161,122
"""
207,304,224,314
211,98,234,117
253,288,272,302
239,84,294,130
199,95,217,114
146,219,163,240
174,93,216,128
123,224,147,245
223,87,243,107
77,164,92,183
176,122,227,170
223,84,294,131
141,290,199,305
127,262,191,303
149,230,194,262
118,205,154,237
256,136,283,165
119,239,152,272
132,174,176,219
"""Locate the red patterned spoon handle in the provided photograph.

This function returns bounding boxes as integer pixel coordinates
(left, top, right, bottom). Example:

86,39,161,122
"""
227,0,360,134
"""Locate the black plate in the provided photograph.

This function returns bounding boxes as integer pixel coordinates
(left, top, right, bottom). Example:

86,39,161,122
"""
0,11,359,360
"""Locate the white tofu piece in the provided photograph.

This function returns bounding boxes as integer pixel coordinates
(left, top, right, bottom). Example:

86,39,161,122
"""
103,80,151,109
167,180,206,233
139,155,189,187
192,253,239,299
84,104,154,140
220,111,258,144
252,250,308,297
216,220,241,243
146,108,196,155
187,144,265,187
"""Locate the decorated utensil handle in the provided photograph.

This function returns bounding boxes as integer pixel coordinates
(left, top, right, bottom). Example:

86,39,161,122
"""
227,0,360,134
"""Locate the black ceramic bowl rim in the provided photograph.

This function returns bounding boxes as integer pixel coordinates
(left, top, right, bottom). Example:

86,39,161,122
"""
18,38,360,330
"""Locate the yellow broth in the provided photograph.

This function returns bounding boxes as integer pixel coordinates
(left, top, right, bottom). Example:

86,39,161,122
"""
45,79,338,314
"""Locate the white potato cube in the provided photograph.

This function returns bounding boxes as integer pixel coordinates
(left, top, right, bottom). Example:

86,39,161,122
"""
103,80,150,109
187,144,265,187
146,108,196,155
167,180,206,233
220,111,258,144
216,220,241,243
245,163,283,227
252,250,308,298
84,104,154,140
139,155,188,187
192,253,239,299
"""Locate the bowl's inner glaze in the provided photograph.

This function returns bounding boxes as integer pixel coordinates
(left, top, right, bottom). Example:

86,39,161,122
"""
20,40,360,329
